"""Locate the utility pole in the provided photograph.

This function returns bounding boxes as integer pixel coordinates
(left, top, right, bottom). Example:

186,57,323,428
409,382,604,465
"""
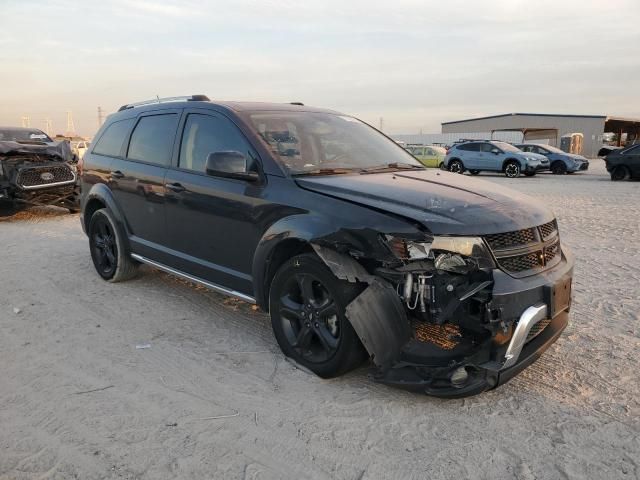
21,116,31,128
66,111,76,137
97,106,105,128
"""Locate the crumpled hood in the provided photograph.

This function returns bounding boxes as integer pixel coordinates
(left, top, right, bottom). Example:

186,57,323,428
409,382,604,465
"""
0,140,72,162
296,170,554,235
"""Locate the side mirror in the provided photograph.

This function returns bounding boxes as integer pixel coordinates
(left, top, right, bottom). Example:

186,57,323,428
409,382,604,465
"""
491,149,500,155
205,151,259,182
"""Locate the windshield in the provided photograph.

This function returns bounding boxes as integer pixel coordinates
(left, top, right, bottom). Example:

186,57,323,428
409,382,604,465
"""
494,141,521,153
248,112,423,175
0,129,52,143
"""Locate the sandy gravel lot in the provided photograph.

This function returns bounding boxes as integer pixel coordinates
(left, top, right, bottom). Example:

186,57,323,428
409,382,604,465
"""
0,161,638,480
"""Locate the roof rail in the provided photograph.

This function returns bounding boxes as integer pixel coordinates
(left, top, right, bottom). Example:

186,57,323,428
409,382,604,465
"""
118,94,210,112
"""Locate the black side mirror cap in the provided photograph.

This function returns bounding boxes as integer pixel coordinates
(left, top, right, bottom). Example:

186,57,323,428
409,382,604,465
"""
205,151,260,182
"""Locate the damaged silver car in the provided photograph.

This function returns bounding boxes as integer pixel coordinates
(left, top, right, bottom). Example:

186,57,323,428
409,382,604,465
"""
80,97,574,397
0,127,78,214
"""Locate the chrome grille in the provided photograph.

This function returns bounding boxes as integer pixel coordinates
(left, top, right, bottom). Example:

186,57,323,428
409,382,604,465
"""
484,220,561,276
539,220,558,241
498,251,543,272
485,227,538,250
17,166,75,189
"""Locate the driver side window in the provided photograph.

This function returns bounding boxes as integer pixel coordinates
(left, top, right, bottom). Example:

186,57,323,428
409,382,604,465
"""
179,113,254,173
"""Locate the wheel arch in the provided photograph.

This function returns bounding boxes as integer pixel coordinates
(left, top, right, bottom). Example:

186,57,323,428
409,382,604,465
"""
502,157,521,171
82,183,128,239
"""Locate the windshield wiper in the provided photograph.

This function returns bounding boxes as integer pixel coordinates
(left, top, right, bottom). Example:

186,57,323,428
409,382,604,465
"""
360,162,425,174
292,167,358,176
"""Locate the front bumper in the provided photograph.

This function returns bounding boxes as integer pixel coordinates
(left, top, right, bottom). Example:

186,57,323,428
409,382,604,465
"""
373,248,574,397
527,163,550,172
568,161,589,172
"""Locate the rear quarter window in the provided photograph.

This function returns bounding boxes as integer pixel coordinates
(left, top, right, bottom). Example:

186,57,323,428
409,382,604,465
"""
91,119,135,157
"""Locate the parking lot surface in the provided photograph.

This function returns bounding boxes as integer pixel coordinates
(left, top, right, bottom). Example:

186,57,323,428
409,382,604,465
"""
1,161,638,480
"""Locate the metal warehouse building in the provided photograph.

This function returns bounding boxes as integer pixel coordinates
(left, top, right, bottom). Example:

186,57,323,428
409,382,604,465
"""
441,113,640,158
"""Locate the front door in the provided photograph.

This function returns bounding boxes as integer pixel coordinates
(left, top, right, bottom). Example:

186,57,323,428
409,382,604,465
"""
162,111,265,295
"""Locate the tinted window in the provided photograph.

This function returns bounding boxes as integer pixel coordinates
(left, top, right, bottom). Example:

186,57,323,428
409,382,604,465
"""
127,114,178,166
458,143,480,151
92,119,134,157
425,148,434,155
179,114,254,173
480,143,497,152
623,145,640,155
412,147,424,156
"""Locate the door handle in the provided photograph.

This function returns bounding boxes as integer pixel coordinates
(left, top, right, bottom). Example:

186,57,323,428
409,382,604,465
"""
165,182,186,193
111,170,124,179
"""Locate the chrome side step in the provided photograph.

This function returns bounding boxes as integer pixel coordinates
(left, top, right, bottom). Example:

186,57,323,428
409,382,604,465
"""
502,303,548,369
130,253,256,304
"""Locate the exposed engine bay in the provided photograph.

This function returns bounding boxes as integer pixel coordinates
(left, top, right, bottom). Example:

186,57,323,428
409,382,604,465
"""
0,141,78,212
310,218,570,396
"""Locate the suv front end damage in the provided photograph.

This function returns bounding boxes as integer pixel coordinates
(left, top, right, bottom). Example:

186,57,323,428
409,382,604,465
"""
0,141,78,212
313,219,573,397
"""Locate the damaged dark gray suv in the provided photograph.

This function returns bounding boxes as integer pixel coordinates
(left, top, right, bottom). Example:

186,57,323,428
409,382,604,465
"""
80,95,574,397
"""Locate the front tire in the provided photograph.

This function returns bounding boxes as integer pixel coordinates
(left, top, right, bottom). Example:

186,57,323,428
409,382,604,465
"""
448,159,465,174
269,253,367,378
504,161,521,178
88,208,139,282
551,161,567,175
611,165,630,181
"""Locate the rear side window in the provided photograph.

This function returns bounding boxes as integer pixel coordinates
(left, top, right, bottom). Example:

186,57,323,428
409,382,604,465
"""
480,143,495,152
178,113,254,173
127,114,179,166
458,143,480,151
92,119,134,157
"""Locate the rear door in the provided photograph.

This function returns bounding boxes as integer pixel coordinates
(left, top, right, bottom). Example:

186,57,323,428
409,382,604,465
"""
162,110,265,295
460,142,482,169
109,110,180,257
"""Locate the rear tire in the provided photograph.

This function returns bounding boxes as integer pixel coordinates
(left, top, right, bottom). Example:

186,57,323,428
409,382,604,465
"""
504,161,521,178
88,208,139,282
610,166,630,181
448,159,464,174
551,161,567,175
269,253,367,378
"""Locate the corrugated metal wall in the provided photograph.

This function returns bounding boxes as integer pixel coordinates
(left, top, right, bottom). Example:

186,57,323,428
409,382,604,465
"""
440,115,606,157
392,131,523,146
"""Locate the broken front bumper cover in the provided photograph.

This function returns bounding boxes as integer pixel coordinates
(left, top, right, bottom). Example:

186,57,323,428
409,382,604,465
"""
371,249,574,397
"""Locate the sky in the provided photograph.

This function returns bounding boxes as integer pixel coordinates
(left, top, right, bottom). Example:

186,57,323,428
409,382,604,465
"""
1,0,638,137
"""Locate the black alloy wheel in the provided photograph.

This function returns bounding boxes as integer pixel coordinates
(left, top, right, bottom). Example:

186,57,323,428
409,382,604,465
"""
551,161,567,175
611,165,630,181
88,208,139,282
269,254,366,377
90,213,118,279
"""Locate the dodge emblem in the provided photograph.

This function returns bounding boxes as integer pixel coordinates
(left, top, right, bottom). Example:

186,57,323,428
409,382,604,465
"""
40,172,55,181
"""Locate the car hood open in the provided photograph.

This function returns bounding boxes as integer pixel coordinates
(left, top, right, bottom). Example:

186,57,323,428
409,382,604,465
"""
296,170,554,235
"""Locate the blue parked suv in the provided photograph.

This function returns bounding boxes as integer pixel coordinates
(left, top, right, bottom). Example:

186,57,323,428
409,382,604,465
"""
515,143,589,175
444,141,549,178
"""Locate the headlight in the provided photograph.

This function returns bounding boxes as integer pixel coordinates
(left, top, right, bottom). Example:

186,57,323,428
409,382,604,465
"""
384,235,495,270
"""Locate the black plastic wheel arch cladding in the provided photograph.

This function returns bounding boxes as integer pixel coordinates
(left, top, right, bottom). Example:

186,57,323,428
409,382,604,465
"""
311,244,411,369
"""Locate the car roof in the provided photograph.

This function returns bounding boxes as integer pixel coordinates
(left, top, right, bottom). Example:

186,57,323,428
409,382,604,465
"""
114,99,341,117
0,126,45,132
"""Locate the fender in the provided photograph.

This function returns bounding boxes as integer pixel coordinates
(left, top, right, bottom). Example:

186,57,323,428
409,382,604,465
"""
251,204,428,308
251,213,342,309
82,183,131,249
